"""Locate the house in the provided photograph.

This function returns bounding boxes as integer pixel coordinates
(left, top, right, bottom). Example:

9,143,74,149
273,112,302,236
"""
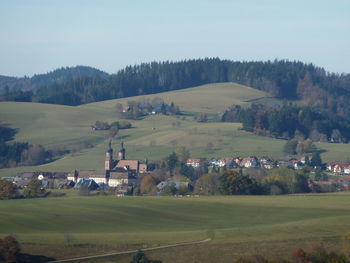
122,106,130,113
108,169,137,187
276,157,297,168
13,173,35,188
260,156,275,169
220,157,236,167
233,157,242,167
333,164,344,174
326,163,335,172
292,160,304,170
186,158,204,168
240,156,259,168
326,162,347,174
68,170,106,184
208,158,225,167
36,172,67,181
68,168,137,188
299,156,308,164
74,179,99,191
260,156,271,163
343,165,350,175
262,162,275,169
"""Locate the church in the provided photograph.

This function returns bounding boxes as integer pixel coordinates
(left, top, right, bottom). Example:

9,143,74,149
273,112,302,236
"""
68,141,147,187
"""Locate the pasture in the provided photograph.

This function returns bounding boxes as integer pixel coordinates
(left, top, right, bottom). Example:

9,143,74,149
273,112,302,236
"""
1,82,350,177
0,193,350,262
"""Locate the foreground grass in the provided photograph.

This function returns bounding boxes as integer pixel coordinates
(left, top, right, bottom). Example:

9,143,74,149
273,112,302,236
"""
0,193,350,262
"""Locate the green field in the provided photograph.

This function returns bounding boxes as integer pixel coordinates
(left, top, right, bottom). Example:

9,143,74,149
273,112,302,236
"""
0,193,350,262
1,82,350,177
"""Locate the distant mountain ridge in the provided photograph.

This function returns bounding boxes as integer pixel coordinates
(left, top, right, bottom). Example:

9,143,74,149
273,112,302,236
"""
1,58,350,119
0,65,109,94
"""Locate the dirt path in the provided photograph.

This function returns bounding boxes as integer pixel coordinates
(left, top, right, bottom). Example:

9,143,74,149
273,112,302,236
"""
49,238,211,262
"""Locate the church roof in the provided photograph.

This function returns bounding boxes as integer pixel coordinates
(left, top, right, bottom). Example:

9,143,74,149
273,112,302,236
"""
115,160,139,171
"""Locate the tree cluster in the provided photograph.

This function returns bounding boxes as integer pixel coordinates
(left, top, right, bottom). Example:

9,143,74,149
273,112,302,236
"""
194,168,311,196
0,125,51,168
0,179,17,200
0,235,21,263
222,103,350,142
23,179,47,198
92,120,132,131
0,178,47,200
115,98,180,120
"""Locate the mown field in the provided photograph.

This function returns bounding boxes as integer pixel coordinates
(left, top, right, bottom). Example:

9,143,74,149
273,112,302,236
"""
1,82,350,177
0,193,350,262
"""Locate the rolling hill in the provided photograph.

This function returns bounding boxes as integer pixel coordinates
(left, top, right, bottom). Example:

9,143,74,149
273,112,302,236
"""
0,65,108,94
0,194,349,261
1,82,350,177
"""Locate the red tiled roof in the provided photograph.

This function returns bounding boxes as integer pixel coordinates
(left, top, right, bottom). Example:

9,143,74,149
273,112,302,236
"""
186,158,202,163
115,160,139,171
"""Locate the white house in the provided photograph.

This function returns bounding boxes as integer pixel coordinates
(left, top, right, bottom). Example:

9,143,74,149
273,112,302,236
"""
240,157,259,168
186,158,204,168
343,165,350,175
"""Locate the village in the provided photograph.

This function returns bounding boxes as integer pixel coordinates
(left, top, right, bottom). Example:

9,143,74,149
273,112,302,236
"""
3,141,350,195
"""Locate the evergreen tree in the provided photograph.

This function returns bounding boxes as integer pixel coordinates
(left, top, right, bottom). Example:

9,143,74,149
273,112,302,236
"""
310,152,322,167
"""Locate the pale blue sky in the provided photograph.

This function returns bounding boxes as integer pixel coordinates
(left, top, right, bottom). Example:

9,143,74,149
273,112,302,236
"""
0,0,349,77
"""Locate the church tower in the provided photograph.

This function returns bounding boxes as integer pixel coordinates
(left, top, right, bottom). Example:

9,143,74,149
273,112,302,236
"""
118,141,126,160
105,141,114,170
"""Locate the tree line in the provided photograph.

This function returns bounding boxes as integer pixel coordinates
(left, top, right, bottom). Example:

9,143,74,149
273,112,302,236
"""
222,103,350,142
2,59,350,120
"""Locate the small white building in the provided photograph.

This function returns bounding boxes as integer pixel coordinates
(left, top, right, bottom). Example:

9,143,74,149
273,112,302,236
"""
186,158,204,168
343,165,350,175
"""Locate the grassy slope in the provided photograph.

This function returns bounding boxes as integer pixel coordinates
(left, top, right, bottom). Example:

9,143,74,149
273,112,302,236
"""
79,82,269,114
0,194,349,261
0,82,350,177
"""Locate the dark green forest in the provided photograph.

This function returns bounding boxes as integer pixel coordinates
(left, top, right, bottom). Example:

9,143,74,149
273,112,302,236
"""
222,103,350,142
0,66,108,94
1,58,350,118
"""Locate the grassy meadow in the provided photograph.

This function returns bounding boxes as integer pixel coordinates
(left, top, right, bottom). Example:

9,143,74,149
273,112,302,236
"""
0,193,350,262
1,82,350,177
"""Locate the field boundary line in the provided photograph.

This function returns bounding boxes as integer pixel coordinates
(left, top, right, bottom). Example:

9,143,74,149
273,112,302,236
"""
48,238,211,262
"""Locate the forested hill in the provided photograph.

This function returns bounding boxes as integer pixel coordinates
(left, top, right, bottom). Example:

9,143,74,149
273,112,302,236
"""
1,59,350,118
0,66,109,94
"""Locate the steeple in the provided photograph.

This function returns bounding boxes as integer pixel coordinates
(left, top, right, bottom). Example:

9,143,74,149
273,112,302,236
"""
107,140,113,153
118,141,126,160
105,140,114,170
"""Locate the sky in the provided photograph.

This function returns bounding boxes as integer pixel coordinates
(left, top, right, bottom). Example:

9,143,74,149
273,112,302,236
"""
0,0,349,77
